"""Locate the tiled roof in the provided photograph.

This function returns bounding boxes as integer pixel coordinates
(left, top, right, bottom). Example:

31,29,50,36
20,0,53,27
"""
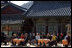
26,1,71,16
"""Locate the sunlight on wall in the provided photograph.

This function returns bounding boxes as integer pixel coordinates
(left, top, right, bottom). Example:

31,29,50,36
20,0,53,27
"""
11,1,29,6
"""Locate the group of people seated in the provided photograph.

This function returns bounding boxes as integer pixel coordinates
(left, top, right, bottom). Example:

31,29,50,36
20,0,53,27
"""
28,31,71,47
1,32,9,45
1,31,71,47
1,32,28,46
26,31,71,47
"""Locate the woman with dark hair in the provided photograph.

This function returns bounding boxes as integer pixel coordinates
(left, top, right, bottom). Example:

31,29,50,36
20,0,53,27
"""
49,32,57,46
60,33,64,41
56,33,60,43
64,32,71,45
20,33,25,39
22,33,28,45
46,33,52,40
35,33,40,40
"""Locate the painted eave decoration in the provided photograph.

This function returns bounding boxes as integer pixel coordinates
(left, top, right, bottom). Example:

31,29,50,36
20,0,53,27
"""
1,2,27,14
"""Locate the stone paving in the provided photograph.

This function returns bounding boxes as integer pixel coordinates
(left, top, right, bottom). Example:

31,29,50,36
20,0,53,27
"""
1,42,71,47
1,44,71,47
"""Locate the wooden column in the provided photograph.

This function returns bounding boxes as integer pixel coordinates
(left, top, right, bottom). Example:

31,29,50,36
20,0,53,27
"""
58,18,61,35
34,19,36,34
62,18,67,36
46,19,48,34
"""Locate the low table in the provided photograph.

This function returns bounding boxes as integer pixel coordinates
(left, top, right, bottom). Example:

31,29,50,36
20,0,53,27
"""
62,40,68,46
38,39,50,45
12,38,24,45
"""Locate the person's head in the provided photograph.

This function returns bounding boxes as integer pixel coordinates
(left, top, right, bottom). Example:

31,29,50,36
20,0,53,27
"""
36,33,40,36
57,33,59,36
61,32,63,35
36,33,39,35
13,34,16,36
5,33,8,36
67,32,70,36
25,33,28,36
47,33,50,36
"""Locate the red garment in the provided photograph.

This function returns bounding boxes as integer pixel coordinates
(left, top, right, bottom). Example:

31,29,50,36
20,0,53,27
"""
20,35,25,39
57,33,59,36
61,33,63,37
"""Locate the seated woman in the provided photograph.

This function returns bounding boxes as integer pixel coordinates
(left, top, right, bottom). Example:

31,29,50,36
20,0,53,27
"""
31,33,36,44
49,32,57,46
35,33,40,45
35,33,40,40
56,33,60,43
20,33,25,39
64,32,71,46
11,34,17,39
46,33,52,40
20,33,28,46
11,34,18,45
60,33,64,41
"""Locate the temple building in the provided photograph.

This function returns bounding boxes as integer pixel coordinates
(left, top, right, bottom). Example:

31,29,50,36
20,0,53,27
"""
1,1,27,36
1,1,71,36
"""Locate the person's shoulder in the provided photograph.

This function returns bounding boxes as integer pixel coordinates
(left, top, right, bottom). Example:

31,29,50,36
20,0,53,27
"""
68,35,70,37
